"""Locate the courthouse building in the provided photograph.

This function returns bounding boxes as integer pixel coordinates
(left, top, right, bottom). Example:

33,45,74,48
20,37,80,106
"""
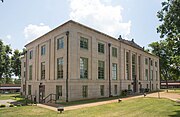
21,20,160,103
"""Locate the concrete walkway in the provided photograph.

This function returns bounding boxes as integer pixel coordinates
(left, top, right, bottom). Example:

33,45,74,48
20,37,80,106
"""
37,92,180,112
0,99,15,106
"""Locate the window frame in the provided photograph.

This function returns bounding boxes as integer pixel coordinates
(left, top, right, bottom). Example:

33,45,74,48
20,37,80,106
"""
80,57,88,79
41,62,45,80
57,58,63,79
112,63,117,80
57,37,64,50
82,85,88,98
80,37,88,50
29,65,32,80
98,43,104,54
100,85,104,96
29,50,33,59
41,45,46,56
56,85,62,99
112,47,117,57
98,60,105,79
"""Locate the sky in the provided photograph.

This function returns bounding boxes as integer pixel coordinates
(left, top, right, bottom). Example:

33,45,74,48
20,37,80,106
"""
0,0,164,50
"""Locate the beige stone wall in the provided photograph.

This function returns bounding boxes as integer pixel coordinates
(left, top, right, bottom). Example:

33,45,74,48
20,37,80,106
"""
22,21,160,102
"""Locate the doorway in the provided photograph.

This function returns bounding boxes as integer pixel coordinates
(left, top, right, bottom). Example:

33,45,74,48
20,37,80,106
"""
39,84,45,103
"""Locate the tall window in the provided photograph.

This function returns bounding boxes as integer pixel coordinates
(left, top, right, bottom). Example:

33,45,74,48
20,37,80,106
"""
100,85,104,96
29,65,32,80
155,61,157,67
128,85,131,90
112,47,117,57
41,62,45,80
156,71,158,81
151,60,153,66
126,51,130,80
28,85,31,95
98,61,105,79
57,37,64,49
114,85,117,95
57,58,63,79
80,37,88,49
138,56,141,80
112,63,117,80
80,57,88,79
29,50,33,59
82,85,88,98
41,45,46,55
98,43,104,53
151,70,153,81
145,69,148,81
56,85,62,100
145,58,148,65
132,54,136,80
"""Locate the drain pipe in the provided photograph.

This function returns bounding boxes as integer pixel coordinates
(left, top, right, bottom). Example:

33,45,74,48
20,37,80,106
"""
108,43,112,97
25,50,27,96
66,31,69,102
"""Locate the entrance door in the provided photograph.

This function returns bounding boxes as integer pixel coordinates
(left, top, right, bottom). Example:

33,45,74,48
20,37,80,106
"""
39,85,45,103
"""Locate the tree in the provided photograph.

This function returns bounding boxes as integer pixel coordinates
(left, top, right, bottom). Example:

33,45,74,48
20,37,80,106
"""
3,45,12,78
11,50,21,78
149,0,180,89
0,40,4,79
157,0,180,76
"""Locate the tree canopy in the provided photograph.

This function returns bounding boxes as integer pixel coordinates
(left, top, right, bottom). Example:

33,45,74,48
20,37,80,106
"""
0,40,22,83
149,0,180,83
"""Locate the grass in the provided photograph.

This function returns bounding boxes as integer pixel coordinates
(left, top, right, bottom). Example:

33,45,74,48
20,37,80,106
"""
165,89,180,94
0,97,179,117
0,93,32,105
0,93,21,100
58,96,120,106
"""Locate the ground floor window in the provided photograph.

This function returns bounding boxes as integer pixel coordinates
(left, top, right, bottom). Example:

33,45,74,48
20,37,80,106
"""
82,85,88,98
128,84,131,90
28,85,31,95
56,85,62,100
114,85,117,95
100,85,104,96
152,84,154,90
147,84,149,89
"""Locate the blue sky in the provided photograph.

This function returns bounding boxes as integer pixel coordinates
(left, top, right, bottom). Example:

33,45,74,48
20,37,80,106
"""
0,0,163,50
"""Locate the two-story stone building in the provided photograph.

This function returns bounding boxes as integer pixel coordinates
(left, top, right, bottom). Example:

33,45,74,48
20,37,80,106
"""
21,20,160,103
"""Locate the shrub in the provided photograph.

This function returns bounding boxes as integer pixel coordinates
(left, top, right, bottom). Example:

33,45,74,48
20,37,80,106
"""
16,104,22,107
0,105,6,108
121,90,128,96
9,104,14,107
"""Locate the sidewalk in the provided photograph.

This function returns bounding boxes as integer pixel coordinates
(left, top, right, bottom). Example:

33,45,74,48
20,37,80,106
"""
37,94,143,111
37,92,180,112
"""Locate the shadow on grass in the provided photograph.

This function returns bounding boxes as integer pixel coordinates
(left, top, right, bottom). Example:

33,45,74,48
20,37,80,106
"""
169,110,180,117
10,95,33,106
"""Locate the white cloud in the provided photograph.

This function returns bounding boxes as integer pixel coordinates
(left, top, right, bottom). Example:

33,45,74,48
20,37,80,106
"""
6,35,12,39
24,23,51,42
69,0,131,38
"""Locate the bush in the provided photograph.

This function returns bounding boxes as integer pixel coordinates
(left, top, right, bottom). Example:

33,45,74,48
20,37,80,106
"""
9,104,14,107
121,90,128,96
145,88,150,92
0,105,6,108
16,104,22,107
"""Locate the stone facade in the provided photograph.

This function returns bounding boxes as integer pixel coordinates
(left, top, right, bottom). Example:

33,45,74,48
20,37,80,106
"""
21,20,160,102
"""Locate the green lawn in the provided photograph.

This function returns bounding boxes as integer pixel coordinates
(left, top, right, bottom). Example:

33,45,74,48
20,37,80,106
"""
166,89,180,94
0,93,20,100
0,98,179,117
